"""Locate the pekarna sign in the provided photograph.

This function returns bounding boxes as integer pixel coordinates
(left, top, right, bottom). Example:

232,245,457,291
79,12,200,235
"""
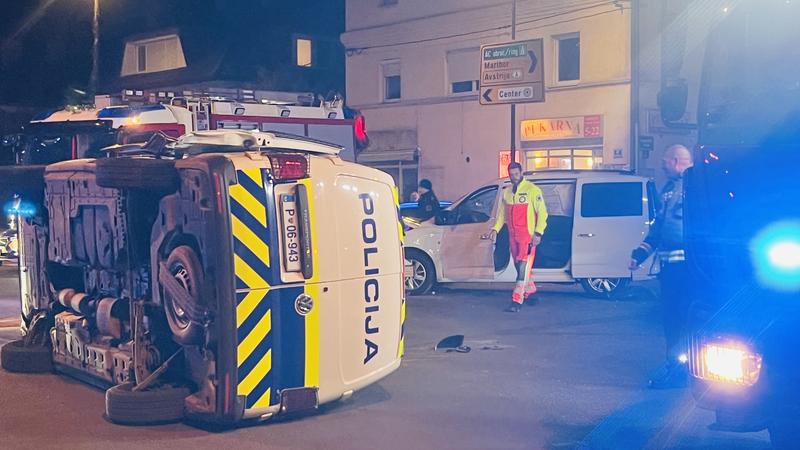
520,115,603,141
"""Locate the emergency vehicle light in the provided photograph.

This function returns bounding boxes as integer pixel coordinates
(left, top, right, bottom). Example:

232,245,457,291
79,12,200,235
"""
268,154,308,181
700,342,762,387
751,221,800,291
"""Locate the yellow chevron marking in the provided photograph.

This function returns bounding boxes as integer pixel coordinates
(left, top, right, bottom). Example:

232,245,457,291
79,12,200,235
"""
237,349,272,396
230,184,267,227
304,285,320,388
237,290,267,328
252,387,272,409
241,168,263,188
398,299,406,358
234,254,268,289
237,309,272,367
232,215,270,267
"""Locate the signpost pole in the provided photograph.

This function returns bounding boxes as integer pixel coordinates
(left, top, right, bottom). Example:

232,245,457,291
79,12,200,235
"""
510,0,517,165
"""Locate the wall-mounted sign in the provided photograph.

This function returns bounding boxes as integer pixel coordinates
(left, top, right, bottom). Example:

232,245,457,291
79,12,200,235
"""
479,39,545,105
520,115,603,141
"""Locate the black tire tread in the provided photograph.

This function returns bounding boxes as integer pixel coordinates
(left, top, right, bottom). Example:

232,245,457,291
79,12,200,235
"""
105,382,189,425
404,248,435,296
1,339,53,373
163,245,205,345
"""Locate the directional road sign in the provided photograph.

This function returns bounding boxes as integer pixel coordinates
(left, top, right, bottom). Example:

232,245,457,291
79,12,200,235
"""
479,39,544,105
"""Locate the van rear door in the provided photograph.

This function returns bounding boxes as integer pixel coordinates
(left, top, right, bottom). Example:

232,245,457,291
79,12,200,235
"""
272,156,403,404
571,179,649,278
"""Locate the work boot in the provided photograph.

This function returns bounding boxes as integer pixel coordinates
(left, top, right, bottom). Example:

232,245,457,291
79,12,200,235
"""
504,302,522,313
524,281,539,304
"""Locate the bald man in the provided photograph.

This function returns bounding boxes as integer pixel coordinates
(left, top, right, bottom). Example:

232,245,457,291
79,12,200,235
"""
631,144,694,389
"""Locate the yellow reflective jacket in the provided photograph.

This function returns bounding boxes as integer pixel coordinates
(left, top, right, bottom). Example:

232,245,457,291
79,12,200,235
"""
492,179,548,237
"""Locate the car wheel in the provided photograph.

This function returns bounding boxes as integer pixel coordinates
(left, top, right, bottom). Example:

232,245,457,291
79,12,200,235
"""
162,246,205,345
770,419,799,450
95,157,178,191
404,249,435,296
105,382,189,425
580,277,630,298
1,339,53,373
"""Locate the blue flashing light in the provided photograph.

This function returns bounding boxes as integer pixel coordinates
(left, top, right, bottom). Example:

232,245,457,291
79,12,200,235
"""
4,199,36,218
97,104,165,118
750,221,800,292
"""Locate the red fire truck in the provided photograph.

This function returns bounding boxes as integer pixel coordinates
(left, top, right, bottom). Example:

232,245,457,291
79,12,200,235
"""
5,90,368,165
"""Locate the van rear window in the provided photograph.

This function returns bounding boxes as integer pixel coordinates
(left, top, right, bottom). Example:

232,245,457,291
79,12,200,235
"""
581,182,642,217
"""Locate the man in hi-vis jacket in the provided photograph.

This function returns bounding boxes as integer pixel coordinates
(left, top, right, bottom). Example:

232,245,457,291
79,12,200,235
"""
490,162,548,312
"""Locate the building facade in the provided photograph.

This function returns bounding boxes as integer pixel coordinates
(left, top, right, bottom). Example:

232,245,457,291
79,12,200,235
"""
342,0,634,200
97,0,346,106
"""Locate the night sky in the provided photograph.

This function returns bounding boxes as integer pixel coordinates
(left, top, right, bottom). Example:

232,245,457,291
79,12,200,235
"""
0,0,344,107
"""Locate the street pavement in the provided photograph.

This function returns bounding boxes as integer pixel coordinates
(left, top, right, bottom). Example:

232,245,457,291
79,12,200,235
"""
0,271,771,449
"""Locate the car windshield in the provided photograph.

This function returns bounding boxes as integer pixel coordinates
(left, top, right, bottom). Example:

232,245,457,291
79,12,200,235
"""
11,121,116,164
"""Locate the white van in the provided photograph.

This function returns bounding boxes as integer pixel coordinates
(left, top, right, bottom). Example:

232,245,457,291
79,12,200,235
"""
403,170,656,297
1,130,404,426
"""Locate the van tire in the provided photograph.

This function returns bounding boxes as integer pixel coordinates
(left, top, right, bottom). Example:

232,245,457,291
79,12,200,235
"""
580,277,630,298
404,249,435,296
105,382,189,425
95,158,178,191
162,246,205,345
1,339,53,373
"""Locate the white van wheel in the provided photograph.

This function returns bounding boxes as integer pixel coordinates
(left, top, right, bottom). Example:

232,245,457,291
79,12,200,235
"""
404,249,435,296
580,277,629,298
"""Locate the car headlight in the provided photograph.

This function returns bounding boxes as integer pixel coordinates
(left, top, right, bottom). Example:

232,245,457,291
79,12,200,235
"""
692,341,763,387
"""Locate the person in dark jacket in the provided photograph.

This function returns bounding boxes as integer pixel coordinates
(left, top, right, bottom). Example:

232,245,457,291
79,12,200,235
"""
416,179,440,221
630,144,694,389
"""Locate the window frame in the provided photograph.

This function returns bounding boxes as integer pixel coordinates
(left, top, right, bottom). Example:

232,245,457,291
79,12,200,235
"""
136,45,147,73
580,182,644,218
381,60,402,102
294,35,314,68
454,185,499,224
446,48,480,96
553,32,581,85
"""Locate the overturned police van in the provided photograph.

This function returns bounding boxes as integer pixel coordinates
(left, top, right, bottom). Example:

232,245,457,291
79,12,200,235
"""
0,130,405,426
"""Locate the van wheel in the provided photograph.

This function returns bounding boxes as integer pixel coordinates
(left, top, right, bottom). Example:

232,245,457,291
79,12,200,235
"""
95,157,178,191
105,382,189,425
580,277,630,298
1,339,53,373
162,246,205,345
404,249,435,296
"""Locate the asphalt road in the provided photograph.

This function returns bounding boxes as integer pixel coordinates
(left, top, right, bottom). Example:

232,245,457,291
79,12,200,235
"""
0,274,771,449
